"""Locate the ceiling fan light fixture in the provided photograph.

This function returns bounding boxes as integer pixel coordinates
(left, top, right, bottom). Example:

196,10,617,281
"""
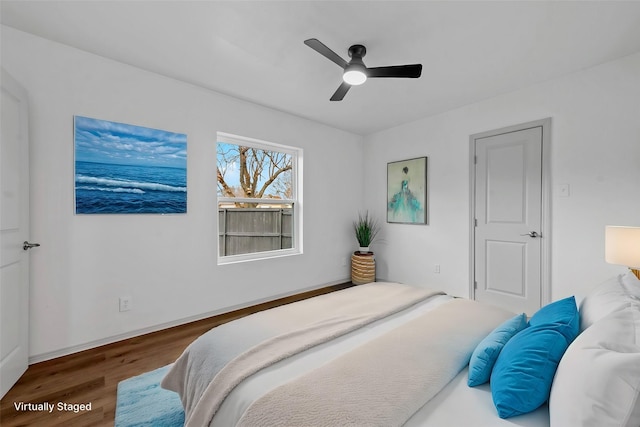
304,38,421,100
343,64,367,85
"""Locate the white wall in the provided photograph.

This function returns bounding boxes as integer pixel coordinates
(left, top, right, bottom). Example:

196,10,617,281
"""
1,26,363,360
3,23,639,361
364,51,640,301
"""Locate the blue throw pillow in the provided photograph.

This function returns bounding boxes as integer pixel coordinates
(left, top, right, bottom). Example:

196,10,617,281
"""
467,313,528,387
528,296,580,344
491,325,571,418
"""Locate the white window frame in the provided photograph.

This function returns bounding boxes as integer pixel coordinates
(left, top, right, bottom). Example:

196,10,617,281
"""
216,132,303,265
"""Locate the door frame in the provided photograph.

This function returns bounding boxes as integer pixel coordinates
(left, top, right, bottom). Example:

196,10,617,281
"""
468,118,552,308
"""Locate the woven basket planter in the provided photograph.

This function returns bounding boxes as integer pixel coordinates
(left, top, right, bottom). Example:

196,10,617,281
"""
351,251,376,285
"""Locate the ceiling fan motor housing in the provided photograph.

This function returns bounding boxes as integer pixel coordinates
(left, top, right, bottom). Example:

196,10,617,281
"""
344,44,368,84
348,44,367,60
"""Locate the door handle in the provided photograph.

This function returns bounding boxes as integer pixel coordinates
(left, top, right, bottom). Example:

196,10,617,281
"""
23,241,41,251
520,231,540,238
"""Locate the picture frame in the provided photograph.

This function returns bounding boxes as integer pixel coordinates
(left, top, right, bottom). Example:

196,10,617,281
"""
387,156,428,224
74,116,187,214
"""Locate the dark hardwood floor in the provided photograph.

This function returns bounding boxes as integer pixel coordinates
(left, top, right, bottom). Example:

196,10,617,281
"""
0,283,353,426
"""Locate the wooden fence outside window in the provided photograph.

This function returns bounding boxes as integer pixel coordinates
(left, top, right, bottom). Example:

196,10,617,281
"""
218,208,293,256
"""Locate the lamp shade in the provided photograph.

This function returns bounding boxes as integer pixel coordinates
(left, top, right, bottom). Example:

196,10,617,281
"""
605,226,640,269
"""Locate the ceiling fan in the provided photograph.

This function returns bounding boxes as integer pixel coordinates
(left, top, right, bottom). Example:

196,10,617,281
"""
304,38,422,101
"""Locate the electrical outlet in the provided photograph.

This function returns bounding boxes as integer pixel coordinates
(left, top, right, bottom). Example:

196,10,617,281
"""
119,296,132,312
434,264,441,274
557,184,570,197
341,257,348,267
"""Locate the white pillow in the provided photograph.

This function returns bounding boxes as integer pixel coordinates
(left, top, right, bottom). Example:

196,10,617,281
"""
549,308,640,427
579,274,640,332
621,271,640,298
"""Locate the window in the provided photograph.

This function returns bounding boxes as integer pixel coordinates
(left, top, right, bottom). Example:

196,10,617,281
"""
216,132,302,264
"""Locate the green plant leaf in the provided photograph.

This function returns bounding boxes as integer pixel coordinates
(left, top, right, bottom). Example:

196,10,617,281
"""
353,211,379,247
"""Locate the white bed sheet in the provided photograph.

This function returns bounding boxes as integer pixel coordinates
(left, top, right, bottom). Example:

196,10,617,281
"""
405,367,549,427
212,293,549,426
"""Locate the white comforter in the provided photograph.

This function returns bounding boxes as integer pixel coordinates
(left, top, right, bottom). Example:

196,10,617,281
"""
236,297,512,427
163,282,443,426
163,283,549,426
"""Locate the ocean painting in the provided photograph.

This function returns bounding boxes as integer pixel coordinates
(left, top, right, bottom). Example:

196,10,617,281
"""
74,116,187,214
387,157,427,224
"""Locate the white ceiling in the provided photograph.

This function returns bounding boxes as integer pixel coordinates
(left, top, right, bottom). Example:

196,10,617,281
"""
2,1,640,136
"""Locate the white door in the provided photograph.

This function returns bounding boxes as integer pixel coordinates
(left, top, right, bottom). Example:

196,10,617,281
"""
1,68,32,398
471,120,549,315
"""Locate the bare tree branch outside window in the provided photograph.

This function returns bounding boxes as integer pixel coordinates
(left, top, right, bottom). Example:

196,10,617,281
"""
217,143,293,207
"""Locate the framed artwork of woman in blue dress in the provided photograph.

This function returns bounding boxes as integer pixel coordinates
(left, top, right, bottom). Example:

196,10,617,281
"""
387,157,427,224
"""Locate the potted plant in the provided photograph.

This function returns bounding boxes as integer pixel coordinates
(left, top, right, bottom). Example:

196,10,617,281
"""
353,211,379,254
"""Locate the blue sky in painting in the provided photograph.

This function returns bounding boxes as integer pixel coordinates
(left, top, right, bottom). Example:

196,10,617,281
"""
74,116,187,169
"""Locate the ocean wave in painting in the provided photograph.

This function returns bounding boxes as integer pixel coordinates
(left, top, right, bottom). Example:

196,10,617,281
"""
75,161,187,214
75,175,186,193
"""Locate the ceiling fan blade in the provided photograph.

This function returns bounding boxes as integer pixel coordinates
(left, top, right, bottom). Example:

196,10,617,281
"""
330,82,351,101
304,38,349,69
367,64,422,78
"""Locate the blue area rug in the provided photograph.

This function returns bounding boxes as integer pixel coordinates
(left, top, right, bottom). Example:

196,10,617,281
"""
115,364,185,427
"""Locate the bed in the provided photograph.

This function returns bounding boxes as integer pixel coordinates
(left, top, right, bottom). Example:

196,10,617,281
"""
162,275,640,427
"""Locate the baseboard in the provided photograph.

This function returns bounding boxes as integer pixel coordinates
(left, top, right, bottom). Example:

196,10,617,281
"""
28,278,351,365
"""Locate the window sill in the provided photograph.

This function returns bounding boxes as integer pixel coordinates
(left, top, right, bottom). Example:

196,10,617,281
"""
217,248,302,265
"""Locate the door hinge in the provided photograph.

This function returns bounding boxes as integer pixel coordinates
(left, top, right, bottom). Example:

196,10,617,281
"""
475,218,478,227
474,281,478,289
